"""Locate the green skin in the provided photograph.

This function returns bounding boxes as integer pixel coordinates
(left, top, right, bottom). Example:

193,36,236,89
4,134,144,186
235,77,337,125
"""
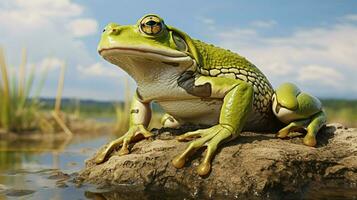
95,14,327,176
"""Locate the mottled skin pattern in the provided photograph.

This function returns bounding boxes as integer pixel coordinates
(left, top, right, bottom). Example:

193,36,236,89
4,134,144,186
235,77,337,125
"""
95,14,327,176
192,40,274,121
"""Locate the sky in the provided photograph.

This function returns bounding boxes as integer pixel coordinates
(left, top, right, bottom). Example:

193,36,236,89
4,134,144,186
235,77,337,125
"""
0,0,356,101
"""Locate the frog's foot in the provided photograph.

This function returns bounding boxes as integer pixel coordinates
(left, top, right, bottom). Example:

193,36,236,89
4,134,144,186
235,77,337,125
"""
172,124,233,176
95,124,152,164
161,113,181,128
277,111,326,147
276,119,310,138
303,111,326,147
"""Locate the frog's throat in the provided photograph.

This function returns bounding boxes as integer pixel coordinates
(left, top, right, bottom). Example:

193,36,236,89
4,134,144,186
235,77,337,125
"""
99,46,196,84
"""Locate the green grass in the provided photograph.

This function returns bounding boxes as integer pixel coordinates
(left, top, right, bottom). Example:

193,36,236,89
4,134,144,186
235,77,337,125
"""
321,99,357,127
0,48,48,133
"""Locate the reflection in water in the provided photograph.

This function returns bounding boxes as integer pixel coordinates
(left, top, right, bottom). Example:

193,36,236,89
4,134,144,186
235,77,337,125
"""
0,133,110,200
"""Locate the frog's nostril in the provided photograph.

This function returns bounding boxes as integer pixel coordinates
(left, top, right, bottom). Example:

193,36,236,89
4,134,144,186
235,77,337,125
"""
108,28,120,35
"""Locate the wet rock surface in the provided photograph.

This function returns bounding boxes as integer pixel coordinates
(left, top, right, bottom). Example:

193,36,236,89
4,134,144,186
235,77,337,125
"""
78,124,357,199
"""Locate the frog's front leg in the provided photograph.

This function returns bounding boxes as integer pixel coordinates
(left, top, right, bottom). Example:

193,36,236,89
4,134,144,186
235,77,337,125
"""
172,76,253,176
95,92,152,164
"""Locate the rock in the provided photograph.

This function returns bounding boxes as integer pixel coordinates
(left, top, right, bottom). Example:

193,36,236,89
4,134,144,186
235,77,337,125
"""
77,124,357,199
47,171,70,180
5,189,35,197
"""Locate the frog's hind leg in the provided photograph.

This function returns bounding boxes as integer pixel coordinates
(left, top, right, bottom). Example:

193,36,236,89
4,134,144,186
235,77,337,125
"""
273,83,327,147
161,113,181,128
304,111,326,146
277,118,310,138
276,111,326,146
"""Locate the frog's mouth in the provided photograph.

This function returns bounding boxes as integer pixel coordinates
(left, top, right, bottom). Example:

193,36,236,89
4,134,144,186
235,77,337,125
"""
98,46,194,66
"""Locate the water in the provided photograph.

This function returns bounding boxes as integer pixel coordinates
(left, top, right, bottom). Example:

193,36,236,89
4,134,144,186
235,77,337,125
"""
0,133,111,200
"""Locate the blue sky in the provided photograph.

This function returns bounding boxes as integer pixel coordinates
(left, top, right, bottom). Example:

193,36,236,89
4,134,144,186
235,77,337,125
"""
0,0,356,100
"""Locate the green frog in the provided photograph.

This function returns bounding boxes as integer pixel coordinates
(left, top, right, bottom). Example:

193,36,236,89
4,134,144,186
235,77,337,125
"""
95,14,326,176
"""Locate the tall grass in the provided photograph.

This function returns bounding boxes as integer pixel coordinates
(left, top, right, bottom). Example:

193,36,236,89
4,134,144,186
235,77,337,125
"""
114,77,131,135
0,48,46,133
51,62,73,136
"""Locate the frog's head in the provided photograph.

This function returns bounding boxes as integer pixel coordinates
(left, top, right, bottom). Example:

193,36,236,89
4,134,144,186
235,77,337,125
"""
98,14,200,82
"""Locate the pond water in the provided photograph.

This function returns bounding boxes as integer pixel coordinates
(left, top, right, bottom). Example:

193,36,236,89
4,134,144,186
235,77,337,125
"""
0,133,112,200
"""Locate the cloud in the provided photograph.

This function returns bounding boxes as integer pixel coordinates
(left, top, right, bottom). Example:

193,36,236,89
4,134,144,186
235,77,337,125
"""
0,0,84,30
297,65,344,88
196,16,216,30
77,62,124,78
216,15,357,98
341,14,357,22
67,18,98,37
0,0,105,99
35,57,65,71
0,0,98,55
250,20,277,28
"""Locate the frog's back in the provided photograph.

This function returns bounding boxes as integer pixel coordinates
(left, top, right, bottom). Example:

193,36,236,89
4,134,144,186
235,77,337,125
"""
193,40,278,130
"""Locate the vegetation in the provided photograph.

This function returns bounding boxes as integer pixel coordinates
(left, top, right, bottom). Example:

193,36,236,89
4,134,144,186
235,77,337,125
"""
0,48,48,133
321,99,357,128
0,48,72,135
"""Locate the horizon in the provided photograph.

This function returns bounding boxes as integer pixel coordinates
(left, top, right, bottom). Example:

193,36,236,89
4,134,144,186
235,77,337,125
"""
36,96,357,103
1,0,357,101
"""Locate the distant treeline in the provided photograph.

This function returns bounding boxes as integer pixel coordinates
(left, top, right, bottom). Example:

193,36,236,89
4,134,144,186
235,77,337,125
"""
38,98,357,127
38,98,164,117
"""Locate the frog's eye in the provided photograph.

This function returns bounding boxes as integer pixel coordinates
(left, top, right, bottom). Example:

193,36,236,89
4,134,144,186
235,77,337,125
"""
173,33,188,52
140,15,163,35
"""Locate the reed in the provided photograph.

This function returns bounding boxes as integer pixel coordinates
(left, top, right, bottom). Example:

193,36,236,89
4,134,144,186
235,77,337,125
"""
0,48,46,133
52,62,73,136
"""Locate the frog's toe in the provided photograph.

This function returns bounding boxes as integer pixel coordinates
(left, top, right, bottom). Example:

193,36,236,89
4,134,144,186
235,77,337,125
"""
172,125,232,176
276,119,310,139
176,129,205,141
197,130,231,176
197,161,211,176
95,125,152,164
303,111,326,147
117,138,130,156
172,132,213,168
276,129,290,138
303,135,317,147
95,137,125,164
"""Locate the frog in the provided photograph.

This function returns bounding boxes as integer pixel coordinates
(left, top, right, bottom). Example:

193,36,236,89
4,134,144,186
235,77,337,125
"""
95,14,327,176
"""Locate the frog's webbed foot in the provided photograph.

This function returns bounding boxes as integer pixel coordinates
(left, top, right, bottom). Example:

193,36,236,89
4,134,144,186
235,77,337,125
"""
276,119,310,138
172,124,233,176
277,111,326,147
95,124,152,164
